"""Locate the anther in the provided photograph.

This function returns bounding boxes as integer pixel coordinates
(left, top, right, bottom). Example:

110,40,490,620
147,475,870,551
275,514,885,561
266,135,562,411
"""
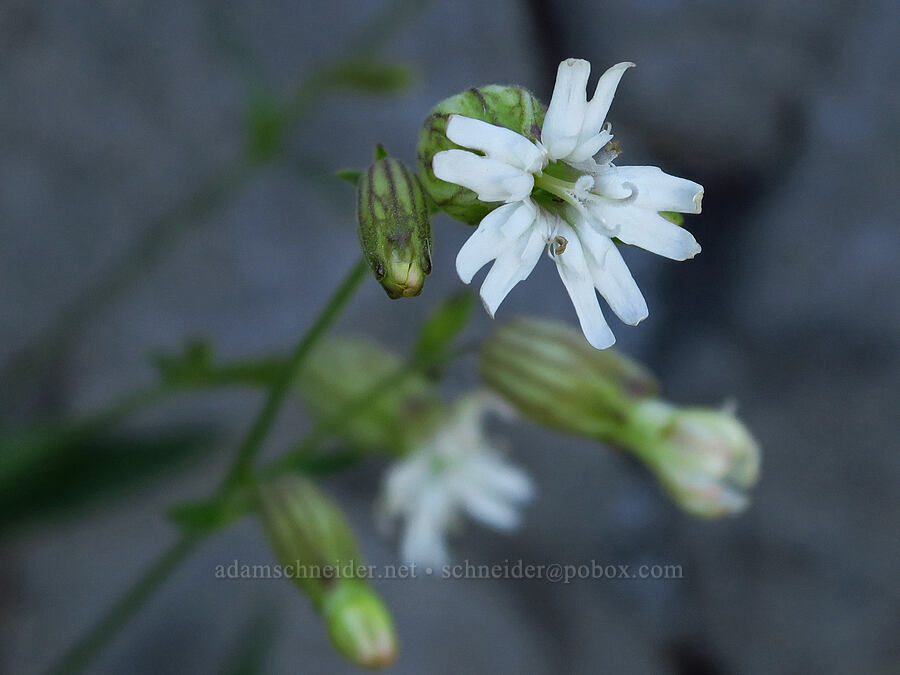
553,235,568,255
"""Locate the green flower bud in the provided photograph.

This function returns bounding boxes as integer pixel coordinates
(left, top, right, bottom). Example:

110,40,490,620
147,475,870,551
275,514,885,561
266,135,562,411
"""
417,85,546,224
479,317,657,438
357,157,432,298
257,475,363,605
323,580,397,669
258,476,398,667
628,401,761,518
480,318,761,517
297,337,442,454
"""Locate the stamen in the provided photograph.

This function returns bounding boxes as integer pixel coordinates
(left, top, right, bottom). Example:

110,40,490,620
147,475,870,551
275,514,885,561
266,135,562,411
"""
553,235,568,255
620,181,638,204
573,175,594,201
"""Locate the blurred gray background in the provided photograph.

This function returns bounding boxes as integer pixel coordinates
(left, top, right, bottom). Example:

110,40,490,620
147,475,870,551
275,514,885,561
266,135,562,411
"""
2,0,899,673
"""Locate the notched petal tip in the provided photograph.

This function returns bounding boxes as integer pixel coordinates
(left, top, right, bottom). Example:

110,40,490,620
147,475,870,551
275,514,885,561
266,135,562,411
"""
622,306,650,327
692,188,704,214
562,57,591,68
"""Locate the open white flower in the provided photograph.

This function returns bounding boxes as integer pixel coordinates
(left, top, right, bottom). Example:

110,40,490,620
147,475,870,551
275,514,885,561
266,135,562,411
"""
432,58,704,349
378,393,534,566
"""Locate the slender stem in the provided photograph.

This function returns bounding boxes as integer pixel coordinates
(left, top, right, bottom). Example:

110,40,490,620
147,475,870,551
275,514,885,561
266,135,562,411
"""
44,535,200,675
222,257,368,489
45,259,368,675
265,342,475,476
1,164,249,416
0,0,433,418
263,363,417,477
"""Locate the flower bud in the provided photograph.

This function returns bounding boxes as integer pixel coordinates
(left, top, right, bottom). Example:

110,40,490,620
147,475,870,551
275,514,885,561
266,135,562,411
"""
628,401,761,518
257,475,362,604
480,318,761,517
258,476,398,667
322,579,397,669
479,318,656,438
418,86,546,224
357,157,432,298
297,337,442,454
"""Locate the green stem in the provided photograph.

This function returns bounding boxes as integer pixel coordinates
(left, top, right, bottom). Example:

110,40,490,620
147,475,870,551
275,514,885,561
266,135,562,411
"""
45,258,368,675
222,257,368,489
44,535,201,675
0,0,432,419
263,362,418,477
1,164,250,417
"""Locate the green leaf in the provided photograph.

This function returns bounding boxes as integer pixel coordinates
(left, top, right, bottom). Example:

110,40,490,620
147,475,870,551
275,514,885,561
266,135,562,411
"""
335,169,363,186
659,211,684,226
413,292,475,366
374,143,389,161
152,338,214,385
152,340,285,390
0,423,217,534
245,92,287,162
326,60,417,95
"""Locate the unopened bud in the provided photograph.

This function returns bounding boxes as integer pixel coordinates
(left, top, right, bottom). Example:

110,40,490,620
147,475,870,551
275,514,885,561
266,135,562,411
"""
257,475,362,604
298,337,442,454
629,401,761,518
418,86,546,224
479,318,656,438
323,580,398,669
357,157,432,298
481,318,761,517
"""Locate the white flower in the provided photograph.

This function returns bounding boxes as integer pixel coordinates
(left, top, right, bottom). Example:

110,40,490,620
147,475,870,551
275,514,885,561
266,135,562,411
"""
432,58,704,349
378,393,534,566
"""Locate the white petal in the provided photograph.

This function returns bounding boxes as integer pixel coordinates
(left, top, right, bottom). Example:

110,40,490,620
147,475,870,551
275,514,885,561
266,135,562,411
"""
453,479,523,531
455,201,536,283
541,58,591,161
576,223,649,325
552,222,616,349
594,165,703,214
579,62,634,146
605,207,701,260
380,456,429,517
466,454,535,503
566,128,613,164
479,225,547,317
400,490,451,566
433,149,534,202
446,115,545,173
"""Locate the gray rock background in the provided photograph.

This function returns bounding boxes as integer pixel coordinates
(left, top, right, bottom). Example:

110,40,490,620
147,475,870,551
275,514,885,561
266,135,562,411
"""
2,0,898,673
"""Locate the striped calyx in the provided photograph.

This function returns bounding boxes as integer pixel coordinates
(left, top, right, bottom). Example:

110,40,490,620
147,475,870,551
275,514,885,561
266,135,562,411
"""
479,317,656,439
257,475,363,604
357,158,432,299
258,475,399,667
417,86,546,225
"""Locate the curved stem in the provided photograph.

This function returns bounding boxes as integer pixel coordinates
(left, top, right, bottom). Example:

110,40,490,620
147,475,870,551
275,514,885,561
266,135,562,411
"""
45,258,369,675
0,0,432,419
44,535,201,675
222,257,368,489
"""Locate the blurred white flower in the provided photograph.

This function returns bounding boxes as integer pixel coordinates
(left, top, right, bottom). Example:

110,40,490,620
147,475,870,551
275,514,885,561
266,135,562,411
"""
378,393,534,566
433,58,703,349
